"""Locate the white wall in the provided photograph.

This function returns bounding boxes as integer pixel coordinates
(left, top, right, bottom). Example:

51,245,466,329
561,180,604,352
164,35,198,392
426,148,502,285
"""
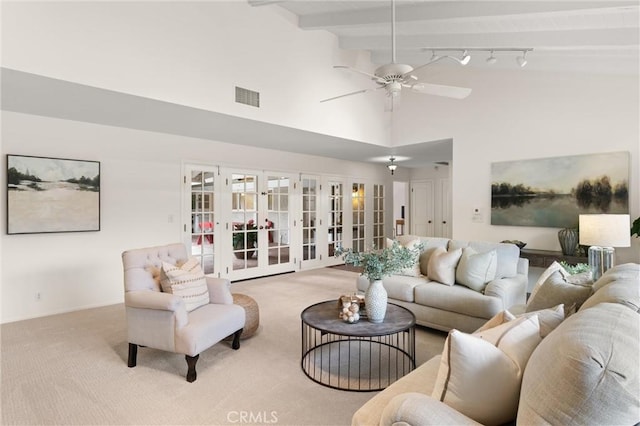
1,1,388,145
396,67,640,264
0,111,393,323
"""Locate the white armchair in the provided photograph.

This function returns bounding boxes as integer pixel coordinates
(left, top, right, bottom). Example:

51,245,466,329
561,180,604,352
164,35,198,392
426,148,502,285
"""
122,243,245,382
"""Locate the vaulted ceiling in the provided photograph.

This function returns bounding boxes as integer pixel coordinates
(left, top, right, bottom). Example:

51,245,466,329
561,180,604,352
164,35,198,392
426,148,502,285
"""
256,1,639,75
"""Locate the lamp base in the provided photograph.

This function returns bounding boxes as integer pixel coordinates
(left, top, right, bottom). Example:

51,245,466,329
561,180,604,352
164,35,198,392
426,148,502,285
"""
588,246,614,282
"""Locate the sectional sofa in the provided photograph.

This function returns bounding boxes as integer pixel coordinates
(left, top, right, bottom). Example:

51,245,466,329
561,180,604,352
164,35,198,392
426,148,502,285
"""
352,262,640,425
356,236,528,333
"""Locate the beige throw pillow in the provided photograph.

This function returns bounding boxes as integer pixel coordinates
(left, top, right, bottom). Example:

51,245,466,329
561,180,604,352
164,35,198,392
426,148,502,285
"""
526,269,593,314
474,304,565,338
455,247,497,292
160,258,210,312
432,316,542,425
427,247,463,286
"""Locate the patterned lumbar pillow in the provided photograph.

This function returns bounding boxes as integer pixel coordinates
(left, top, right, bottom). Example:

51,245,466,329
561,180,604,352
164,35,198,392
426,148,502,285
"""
160,258,210,312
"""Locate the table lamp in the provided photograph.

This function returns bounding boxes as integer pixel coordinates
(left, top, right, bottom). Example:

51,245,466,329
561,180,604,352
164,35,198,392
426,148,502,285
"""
579,214,631,281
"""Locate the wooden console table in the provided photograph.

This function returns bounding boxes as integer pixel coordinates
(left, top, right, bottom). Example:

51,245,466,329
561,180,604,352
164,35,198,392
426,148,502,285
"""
520,249,587,268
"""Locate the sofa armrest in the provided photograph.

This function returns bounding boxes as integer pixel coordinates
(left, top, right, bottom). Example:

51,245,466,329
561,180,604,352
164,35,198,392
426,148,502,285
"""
125,290,186,312
205,275,233,305
381,393,482,426
484,275,527,309
517,257,529,277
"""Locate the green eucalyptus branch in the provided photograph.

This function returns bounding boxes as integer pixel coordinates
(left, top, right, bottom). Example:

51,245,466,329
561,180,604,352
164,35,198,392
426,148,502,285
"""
335,241,423,281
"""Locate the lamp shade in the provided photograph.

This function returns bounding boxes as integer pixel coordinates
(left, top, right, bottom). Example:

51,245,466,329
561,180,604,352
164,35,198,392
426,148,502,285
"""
579,214,631,247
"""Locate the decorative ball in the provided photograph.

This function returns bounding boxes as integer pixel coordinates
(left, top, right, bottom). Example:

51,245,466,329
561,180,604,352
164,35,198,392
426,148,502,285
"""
349,302,360,313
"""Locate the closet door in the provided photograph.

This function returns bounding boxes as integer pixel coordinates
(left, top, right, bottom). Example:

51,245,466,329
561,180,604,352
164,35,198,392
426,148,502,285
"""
410,180,435,237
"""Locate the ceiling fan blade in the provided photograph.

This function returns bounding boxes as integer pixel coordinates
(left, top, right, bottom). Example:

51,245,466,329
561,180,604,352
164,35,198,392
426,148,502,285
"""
333,66,387,84
411,83,472,99
320,89,371,103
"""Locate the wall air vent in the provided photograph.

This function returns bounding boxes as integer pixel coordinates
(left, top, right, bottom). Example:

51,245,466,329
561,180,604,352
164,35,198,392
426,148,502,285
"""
235,86,260,108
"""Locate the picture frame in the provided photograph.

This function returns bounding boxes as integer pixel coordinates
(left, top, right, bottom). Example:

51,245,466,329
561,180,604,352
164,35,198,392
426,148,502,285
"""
7,154,101,234
491,151,629,228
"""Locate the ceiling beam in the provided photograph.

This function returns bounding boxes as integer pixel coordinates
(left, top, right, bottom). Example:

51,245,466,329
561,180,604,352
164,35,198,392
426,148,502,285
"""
298,1,638,30
340,28,640,51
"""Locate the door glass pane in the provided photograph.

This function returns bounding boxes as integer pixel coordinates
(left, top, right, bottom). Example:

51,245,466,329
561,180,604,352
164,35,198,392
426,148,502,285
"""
302,177,318,261
232,173,259,271
267,176,290,266
373,183,385,249
190,170,215,274
327,181,344,257
352,182,365,252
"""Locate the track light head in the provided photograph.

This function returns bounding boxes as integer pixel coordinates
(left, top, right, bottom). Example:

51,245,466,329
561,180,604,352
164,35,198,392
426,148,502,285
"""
486,51,497,65
460,50,471,65
517,51,528,67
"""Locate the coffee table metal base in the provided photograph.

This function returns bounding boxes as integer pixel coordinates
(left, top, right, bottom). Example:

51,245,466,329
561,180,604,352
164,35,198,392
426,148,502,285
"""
301,301,416,392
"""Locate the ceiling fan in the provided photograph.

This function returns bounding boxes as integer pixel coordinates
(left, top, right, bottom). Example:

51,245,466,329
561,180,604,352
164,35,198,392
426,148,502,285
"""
320,0,472,106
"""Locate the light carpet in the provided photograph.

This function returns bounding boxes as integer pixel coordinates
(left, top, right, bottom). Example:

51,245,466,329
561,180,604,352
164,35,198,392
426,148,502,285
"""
1,268,446,425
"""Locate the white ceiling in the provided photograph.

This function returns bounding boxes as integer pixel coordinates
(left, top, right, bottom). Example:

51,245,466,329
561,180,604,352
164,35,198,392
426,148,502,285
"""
3,1,638,169
260,0,639,75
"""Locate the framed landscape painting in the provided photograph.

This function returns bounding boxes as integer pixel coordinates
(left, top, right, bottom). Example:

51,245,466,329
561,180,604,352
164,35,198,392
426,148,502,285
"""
491,151,629,228
7,155,100,234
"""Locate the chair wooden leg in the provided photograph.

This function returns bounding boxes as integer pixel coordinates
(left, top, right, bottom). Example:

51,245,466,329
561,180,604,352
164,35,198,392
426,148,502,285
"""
185,354,199,383
128,343,137,368
232,329,243,350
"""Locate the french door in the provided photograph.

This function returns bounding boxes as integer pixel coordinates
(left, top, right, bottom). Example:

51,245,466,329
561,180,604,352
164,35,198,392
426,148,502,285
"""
186,166,218,275
227,169,295,281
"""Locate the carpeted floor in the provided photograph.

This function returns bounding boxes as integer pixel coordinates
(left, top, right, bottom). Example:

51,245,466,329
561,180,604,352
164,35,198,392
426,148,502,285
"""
1,268,446,425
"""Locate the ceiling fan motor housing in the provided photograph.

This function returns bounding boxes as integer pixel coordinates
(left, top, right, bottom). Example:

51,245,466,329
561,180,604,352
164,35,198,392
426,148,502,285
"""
374,63,414,82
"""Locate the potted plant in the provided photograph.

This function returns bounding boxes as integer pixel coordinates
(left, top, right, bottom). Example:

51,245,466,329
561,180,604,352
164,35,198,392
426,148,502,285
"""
232,220,258,259
335,241,422,323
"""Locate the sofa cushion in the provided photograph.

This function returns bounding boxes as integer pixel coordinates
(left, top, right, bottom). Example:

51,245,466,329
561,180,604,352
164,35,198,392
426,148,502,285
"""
427,247,463,286
160,258,210,312
455,247,497,292
449,240,520,279
432,316,541,425
526,269,593,314
387,237,423,277
414,282,504,319
528,261,564,302
517,303,640,425
579,263,640,312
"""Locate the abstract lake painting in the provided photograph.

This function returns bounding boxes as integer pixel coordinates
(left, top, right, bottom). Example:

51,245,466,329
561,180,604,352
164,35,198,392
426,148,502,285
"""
7,155,100,234
491,151,629,228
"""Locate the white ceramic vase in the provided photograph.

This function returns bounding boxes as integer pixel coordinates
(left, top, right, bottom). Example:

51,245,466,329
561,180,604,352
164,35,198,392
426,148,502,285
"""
365,279,388,323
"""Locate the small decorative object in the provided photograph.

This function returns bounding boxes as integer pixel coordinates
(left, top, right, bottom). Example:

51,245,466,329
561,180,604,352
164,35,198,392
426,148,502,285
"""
559,261,590,275
501,240,527,250
558,228,579,256
335,240,422,324
632,216,640,238
338,296,361,323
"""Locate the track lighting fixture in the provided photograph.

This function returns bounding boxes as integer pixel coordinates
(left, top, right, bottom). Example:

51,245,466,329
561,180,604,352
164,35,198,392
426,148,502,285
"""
423,48,533,68
387,157,397,175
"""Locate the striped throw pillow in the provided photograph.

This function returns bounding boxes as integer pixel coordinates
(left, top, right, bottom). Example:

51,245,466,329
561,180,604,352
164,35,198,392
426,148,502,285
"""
160,258,209,312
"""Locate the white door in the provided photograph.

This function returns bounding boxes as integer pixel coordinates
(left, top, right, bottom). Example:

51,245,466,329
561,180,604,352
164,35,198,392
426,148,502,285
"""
437,178,451,238
227,170,295,281
300,175,321,269
410,180,435,237
325,178,347,266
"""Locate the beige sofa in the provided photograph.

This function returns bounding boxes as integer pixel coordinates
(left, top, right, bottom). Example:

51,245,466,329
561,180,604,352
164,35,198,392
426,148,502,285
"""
357,236,528,333
352,263,640,426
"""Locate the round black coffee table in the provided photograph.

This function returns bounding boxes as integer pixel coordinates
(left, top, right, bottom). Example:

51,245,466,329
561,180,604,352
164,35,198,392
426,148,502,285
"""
300,300,416,392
